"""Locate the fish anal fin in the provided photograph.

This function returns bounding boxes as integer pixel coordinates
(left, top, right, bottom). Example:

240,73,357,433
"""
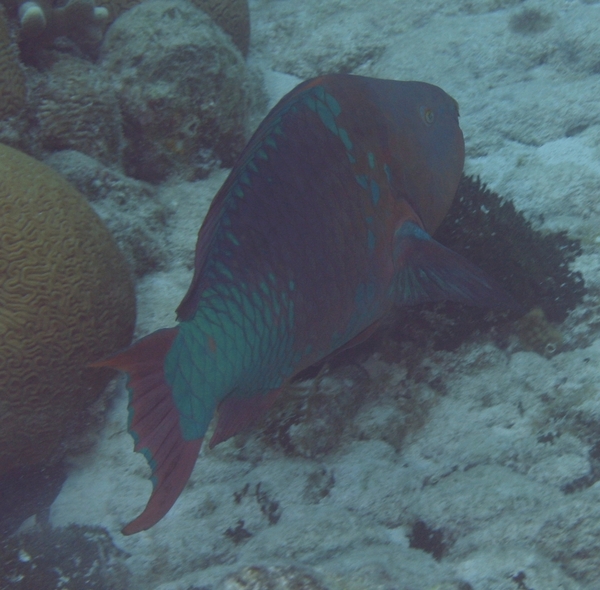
209,388,282,449
91,328,203,535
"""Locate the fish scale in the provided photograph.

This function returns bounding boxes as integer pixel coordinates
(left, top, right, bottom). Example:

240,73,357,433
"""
93,74,516,534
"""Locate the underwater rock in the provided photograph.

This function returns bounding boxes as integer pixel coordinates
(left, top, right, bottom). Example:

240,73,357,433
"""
253,356,439,461
30,53,123,166
100,0,251,182
45,149,172,276
537,496,600,585
195,0,250,57
93,0,138,23
0,462,66,536
0,143,135,477
514,307,563,358
256,365,369,459
100,0,250,56
0,524,130,589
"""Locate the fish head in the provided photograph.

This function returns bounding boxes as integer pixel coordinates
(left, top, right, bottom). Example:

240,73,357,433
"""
368,79,465,234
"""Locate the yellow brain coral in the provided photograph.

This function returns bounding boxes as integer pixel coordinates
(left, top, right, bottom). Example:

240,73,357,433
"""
0,143,136,476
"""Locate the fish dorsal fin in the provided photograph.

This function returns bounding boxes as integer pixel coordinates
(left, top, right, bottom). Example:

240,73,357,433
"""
176,77,332,321
392,221,519,310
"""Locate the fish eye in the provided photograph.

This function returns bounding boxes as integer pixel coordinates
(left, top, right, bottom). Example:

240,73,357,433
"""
420,106,435,125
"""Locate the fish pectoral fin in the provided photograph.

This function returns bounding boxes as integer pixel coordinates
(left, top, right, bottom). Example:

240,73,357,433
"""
209,388,283,449
91,328,202,535
392,221,520,310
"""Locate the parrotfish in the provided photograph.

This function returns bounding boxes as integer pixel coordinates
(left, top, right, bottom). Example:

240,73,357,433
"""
95,74,514,534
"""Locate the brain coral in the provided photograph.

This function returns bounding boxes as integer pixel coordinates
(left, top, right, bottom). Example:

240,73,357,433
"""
31,54,123,166
0,143,135,476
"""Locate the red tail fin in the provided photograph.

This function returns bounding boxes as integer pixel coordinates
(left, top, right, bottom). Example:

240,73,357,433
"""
91,328,202,535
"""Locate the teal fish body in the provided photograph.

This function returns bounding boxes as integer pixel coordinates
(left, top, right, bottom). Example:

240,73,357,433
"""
96,74,514,534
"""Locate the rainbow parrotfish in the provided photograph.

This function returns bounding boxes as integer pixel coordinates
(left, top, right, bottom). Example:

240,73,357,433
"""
95,74,514,535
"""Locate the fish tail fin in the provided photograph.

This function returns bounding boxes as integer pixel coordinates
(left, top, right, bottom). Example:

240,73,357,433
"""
394,221,521,311
91,328,202,535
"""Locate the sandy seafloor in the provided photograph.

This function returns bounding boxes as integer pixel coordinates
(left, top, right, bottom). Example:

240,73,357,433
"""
43,0,600,588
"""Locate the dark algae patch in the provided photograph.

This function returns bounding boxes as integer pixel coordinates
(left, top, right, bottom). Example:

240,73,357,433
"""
391,175,586,352
509,8,554,35
408,519,448,560
0,463,66,537
0,524,130,589
439,175,585,322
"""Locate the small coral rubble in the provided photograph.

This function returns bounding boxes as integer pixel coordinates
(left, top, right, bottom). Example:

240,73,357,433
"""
219,565,328,590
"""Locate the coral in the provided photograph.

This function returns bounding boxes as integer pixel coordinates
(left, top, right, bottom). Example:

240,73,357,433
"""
0,6,26,120
0,143,135,476
101,0,250,57
0,524,130,589
15,0,108,50
97,0,137,23
30,53,122,166
100,0,251,182
390,175,585,352
5,0,249,57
